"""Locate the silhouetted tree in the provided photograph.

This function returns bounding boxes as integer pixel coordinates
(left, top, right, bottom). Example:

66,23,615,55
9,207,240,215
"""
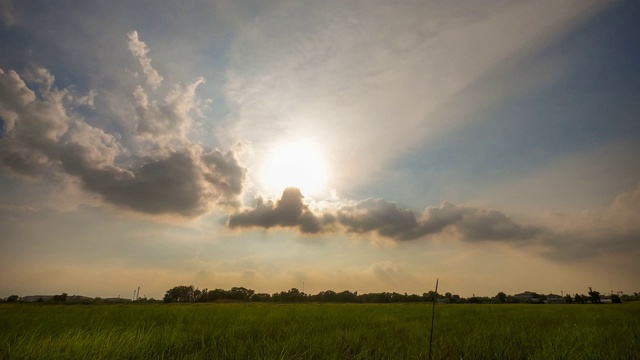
6,295,19,303
444,292,453,303
163,285,195,303
229,287,254,301
251,293,272,302
274,288,305,302
336,290,357,303
496,292,507,303
206,288,229,301
423,291,439,302
588,288,601,304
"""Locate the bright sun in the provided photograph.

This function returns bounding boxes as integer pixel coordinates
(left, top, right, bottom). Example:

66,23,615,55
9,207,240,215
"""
260,140,329,197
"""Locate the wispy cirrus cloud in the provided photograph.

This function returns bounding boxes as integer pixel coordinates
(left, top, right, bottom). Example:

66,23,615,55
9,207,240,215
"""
127,30,164,90
224,0,611,192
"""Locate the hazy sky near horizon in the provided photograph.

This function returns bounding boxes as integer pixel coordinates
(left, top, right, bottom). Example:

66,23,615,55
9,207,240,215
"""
1,0,639,299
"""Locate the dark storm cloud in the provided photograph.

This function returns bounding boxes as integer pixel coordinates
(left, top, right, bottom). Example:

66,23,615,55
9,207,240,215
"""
228,187,543,242
228,185,638,262
0,66,247,216
61,148,207,216
337,199,543,241
228,188,325,233
56,123,247,216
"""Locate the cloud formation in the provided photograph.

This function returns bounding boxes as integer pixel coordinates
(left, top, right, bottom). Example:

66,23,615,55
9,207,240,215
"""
224,0,609,193
229,183,640,262
228,188,324,233
540,183,640,260
127,31,164,90
228,187,543,242
0,30,247,216
133,76,205,139
0,68,67,177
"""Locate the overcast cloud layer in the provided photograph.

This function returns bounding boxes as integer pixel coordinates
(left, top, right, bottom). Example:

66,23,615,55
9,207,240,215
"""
1,0,639,298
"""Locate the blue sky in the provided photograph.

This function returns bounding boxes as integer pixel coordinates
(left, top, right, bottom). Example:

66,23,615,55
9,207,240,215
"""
1,0,639,299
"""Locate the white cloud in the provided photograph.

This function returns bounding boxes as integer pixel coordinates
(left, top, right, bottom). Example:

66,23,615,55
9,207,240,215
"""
134,77,206,140
0,62,246,216
127,30,164,90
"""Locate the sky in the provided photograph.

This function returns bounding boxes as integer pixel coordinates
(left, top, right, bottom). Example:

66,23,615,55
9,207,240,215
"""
1,0,639,300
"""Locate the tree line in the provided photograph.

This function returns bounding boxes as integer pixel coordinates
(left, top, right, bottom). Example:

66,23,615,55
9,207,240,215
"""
2,287,635,304
162,286,452,303
161,285,631,304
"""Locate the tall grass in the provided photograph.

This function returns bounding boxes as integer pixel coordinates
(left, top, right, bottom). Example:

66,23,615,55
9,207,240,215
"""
1,303,638,359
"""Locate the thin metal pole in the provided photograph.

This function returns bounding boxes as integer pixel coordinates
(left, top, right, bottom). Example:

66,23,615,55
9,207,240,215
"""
428,278,439,360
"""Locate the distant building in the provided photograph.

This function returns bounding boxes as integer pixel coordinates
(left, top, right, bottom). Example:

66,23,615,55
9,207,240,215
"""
103,297,132,303
544,294,565,304
67,295,93,302
21,295,54,302
513,291,537,303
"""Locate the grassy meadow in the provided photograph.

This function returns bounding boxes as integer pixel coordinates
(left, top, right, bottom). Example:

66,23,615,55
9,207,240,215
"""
1,303,639,359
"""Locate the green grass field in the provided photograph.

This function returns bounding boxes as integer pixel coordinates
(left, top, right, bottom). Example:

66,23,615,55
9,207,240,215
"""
1,303,638,359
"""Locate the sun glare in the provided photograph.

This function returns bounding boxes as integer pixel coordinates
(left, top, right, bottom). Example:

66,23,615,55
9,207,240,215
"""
260,140,329,198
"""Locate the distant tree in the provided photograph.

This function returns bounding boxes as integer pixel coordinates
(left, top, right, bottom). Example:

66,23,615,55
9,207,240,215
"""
336,290,358,303
195,288,208,302
251,293,272,302
588,288,601,304
163,285,195,303
444,292,453,303
229,287,255,301
564,294,573,304
275,288,305,302
496,292,507,303
205,288,229,301
6,295,19,303
316,290,337,302
610,294,622,304
423,291,439,302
